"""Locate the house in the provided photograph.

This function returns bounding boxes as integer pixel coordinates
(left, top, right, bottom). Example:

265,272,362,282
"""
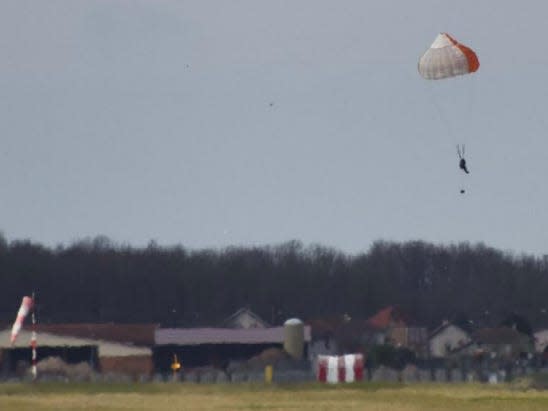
306,315,358,360
428,321,471,358
534,329,548,352
534,329,548,363
306,315,388,360
307,307,430,361
366,306,428,356
0,323,157,378
534,329,548,354
390,327,429,355
452,327,533,359
306,316,344,359
221,307,270,329
366,306,408,329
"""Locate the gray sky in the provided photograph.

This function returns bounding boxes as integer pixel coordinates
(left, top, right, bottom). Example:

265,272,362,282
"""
2,1,548,255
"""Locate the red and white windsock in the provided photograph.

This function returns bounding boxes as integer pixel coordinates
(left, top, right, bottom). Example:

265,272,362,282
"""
10,296,33,344
418,33,479,80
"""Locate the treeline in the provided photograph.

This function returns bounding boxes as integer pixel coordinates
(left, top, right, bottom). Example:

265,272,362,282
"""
0,234,547,329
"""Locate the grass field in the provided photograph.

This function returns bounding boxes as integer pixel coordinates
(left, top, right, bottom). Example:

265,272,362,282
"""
0,381,548,411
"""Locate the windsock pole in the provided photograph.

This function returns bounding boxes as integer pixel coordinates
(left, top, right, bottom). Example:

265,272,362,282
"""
30,292,37,381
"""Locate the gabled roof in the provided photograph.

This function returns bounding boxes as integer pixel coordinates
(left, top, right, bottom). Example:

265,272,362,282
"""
366,306,408,329
221,308,270,329
534,329,548,338
155,326,311,346
0,328,151,357
23,323,158,346
448,327,533,355
429,321,470,340
472,327,529,345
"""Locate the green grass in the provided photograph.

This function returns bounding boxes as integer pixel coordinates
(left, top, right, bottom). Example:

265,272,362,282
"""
0,381,547,410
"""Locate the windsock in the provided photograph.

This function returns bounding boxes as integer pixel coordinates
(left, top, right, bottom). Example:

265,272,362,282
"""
10,296,33,344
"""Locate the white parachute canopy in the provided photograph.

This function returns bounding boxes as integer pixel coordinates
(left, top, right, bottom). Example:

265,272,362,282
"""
418,33,479,80
10,296,33,344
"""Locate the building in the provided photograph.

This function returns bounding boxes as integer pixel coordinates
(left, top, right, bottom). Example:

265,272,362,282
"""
452,327,533,359
366,306,428,356
153,325,312,372
428,321,471,358
534,329,548,363
533,329,548,354
306,317,344,360
0,324,157,378
306,315,387,360
221,307,270,329
366,306,408,329
153,308,311,373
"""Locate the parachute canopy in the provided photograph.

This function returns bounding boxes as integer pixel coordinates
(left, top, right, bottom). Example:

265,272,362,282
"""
418,33,479,80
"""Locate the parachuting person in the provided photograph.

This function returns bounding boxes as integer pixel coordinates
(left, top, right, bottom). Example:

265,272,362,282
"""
418,33,479,191
457,144,469,174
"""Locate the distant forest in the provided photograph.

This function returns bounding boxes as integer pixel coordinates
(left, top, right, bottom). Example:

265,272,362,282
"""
1,234,547,330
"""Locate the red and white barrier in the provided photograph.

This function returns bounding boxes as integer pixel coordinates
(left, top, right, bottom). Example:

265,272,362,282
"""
317,354,364,383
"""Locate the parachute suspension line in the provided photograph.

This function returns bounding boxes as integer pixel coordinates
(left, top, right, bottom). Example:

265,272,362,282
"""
418,32,479,146
457,144,465,159
424,83,457,144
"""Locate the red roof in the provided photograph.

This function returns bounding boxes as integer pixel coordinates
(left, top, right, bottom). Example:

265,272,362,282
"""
24,323,158,346
366,306,408,329
155,326,311,346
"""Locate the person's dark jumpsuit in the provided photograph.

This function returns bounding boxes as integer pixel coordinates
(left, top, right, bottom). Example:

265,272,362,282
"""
459,158,469,174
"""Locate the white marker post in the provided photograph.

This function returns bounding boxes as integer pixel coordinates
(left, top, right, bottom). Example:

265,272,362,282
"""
30,292,37,381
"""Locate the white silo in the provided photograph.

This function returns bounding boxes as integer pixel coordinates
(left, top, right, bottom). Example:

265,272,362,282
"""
283,318,304,360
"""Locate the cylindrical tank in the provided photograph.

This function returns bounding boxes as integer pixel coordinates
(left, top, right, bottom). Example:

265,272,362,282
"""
283,318,304,360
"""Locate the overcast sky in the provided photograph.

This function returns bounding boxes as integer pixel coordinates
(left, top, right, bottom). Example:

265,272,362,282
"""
2,1,548,255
